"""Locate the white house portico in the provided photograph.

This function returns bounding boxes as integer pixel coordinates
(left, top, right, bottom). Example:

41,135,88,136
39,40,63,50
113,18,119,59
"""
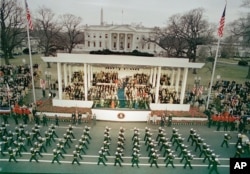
42,53,204,116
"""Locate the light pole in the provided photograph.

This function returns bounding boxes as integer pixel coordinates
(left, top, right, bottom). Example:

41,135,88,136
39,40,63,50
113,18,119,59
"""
45,71,51,95
194,76,201,96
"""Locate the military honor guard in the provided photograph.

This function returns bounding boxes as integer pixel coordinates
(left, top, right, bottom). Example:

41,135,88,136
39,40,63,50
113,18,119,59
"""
72,151,81,165
131,152,140,168
221,133,231,148
8,147,17,163
42,114,48,127
149,153,159,168
114,152,123,167
29,148,39,163
208,158,220,174
183,153,193,169
234,145,244,158
165,152,175,168
187,128,196,142
51,149,61,164
235,134,243,147
97,150,107,166
84,126,92,140
199,143,209,158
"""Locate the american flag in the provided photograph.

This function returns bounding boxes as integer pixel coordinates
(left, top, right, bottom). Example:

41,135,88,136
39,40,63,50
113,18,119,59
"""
25,0,33,30
218,5,226,37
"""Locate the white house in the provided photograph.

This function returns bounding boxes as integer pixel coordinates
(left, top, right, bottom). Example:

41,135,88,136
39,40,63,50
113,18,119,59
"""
84,24,164,55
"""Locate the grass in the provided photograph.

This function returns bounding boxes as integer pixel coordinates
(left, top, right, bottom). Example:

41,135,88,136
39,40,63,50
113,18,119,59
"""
4,54,250,89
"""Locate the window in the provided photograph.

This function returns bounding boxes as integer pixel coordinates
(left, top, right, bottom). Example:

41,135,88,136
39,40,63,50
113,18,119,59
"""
99,42,102,47
93,41,96,47
114,42,116,48
148,43,150,49
128,36,130,40
127,43,130,49
105,34,108,38
99,35,102,38
88,41,90,47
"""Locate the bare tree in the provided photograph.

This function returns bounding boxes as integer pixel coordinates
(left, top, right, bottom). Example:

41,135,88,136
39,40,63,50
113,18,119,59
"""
35,6,62,68
229,0,250,78
0,0,26,65
147,8,214,74
60,14,84,53
147,26,188,57
241,0,250,7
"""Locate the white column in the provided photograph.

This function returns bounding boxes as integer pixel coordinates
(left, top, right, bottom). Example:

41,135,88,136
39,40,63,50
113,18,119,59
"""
117,33,119,51
109,33,112,50
90,65,93,82
180,68,188,104
124,33,127,52
149,68,153,84
68,65,72,84
152,67,157,87
84,63,88,101
132,34,135,50
63,63,68,87
175,68,181,92
57,62,62,100
170,69,175,86
88,64,91,88
154,66,161,103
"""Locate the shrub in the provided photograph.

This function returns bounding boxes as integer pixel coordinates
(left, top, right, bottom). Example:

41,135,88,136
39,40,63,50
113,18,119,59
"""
238,60,248,66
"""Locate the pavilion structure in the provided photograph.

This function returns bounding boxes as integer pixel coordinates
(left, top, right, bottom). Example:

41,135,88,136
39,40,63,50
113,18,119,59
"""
41,53,205,122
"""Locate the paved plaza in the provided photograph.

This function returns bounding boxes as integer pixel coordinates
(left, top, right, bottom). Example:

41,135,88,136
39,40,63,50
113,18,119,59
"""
1,116,249,174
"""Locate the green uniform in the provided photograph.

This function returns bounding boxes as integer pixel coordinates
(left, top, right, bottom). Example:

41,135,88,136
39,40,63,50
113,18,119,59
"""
221,134,231,148
29,150,39,162
150,154,159,168
8,148,17,162
209,159,220,174
72,153,81,165
131,153,140,168
51,150,61,164
165,154,175,168
97,152,107,166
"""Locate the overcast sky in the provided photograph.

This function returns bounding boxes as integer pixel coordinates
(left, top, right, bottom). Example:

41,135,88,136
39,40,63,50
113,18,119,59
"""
27,0,247,27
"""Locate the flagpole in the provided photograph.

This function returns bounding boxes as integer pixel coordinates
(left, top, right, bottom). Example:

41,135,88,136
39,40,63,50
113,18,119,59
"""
206,37,221,109
25,0,36,105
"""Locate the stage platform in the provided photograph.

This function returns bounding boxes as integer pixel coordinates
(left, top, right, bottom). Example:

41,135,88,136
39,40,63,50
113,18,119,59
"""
36,99,208,123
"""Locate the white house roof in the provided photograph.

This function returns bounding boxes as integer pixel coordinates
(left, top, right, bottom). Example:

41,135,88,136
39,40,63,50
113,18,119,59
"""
41,53,204,69
85,24,152,33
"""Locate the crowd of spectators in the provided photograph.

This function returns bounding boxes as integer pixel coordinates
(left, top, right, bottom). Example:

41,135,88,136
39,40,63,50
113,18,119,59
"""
62,70,179,107
0,65,33,108
203,80,250,133
63,71,85,100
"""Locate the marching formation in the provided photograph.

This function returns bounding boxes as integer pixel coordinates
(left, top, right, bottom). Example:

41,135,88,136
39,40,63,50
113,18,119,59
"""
0,119,249,174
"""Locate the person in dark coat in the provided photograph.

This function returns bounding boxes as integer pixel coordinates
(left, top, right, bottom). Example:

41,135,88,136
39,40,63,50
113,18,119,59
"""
55,115,59,126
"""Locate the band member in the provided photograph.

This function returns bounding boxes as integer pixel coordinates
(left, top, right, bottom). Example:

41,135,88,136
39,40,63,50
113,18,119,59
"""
221,134,231,148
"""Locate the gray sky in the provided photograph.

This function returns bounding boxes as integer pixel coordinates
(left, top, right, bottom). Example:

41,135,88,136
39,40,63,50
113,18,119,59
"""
27,0,247,27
